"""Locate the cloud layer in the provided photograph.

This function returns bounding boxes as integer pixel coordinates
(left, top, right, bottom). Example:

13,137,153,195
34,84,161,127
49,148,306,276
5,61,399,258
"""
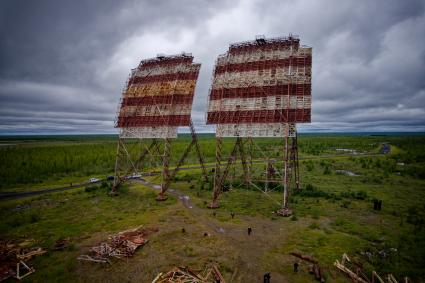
1,0,424,134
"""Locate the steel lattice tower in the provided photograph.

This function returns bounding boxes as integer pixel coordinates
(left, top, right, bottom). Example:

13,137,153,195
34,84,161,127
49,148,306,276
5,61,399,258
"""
112,53,208,200
206,35,312,216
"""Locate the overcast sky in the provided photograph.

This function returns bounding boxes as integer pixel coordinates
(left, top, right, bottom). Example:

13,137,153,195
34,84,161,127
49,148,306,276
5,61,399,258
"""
0,0,424,135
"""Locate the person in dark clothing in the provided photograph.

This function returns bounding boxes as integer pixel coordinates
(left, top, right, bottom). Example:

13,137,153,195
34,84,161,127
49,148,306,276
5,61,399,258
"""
294,262,299,272
264,272,271,283
231,212,235,219
248,227,252,235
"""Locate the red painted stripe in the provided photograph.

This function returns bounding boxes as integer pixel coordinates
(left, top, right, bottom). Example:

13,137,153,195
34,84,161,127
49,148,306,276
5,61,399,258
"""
138,57,193,69
122,94,194,106
214,57,311,75
117,115,191,127
128,71,199,85
206,109,311,124
210,84,311,100
229,40,300,55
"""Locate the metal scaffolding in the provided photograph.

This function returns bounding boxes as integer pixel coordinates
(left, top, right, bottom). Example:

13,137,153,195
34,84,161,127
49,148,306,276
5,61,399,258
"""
206,35,312,216
112,53,208,200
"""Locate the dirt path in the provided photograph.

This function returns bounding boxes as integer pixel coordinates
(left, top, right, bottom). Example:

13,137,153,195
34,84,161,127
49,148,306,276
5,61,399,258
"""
134,179,293,282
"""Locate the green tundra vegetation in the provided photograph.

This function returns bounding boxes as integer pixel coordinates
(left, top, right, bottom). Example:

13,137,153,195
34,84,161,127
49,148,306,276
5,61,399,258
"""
0,133,424,282
1,134,424,191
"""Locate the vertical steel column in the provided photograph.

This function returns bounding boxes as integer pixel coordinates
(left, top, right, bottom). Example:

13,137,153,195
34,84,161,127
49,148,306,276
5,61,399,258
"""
248,136,253,174
111,138,124,194
277,130,292,216
293,132,300,190
157,138,172,201
209,137,223,208
283,135,289,209
189,120,209,183
265,161,273,193
238,137,250,184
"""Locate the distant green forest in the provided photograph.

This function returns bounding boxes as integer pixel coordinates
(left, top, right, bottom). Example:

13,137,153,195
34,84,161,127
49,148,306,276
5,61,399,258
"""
0,134,424,191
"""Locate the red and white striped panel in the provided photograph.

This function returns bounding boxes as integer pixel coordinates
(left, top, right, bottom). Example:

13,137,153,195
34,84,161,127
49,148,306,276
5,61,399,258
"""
119,127,178,139
207,36,312,137
116,54,200,139
217,123,296,138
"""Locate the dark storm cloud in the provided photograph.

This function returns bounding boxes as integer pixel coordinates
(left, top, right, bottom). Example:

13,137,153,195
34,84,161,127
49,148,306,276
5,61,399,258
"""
0,0,424,134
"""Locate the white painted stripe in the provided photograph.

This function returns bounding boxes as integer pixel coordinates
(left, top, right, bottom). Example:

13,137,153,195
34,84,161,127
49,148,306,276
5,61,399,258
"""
120,127,177,139
212,68,311,89
120,104,192,117
133,64,200,77
216,47,312,66
216,123,296,138
207,96,311,112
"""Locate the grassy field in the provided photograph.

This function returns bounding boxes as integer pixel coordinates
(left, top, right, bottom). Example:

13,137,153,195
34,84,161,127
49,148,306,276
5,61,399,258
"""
0,133,424,282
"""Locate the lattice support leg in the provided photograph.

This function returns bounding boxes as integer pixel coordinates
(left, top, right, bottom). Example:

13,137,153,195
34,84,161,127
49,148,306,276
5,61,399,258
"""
277,133,292,217
111,138,129,194
157,138,172,201
238,137,250,184
247,136,254,175
209,137,222,208
190,120,209,183
293,132,300,190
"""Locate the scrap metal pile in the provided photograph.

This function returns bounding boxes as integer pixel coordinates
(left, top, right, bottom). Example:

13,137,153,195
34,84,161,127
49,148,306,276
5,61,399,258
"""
152,265,225,283
334,253,411,283
78,226,157,264
0,241,46,281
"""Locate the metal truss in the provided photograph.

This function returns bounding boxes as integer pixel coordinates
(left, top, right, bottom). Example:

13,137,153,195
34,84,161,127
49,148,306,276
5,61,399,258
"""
112,120,209,200
208,132,300,216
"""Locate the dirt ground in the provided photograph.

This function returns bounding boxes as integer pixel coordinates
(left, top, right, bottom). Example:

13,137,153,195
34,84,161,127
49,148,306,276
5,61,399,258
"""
73,180,323,282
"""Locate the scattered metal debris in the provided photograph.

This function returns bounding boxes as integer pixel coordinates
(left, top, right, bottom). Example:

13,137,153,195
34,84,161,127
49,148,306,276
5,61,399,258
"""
53,238,71,250
77,254,110,264
16,247,46,260
290,251,318,264
334,253,373,283
78,226,157,264
0,241,46,281
152,264,225,283
16,260,35,280
334,253,411,283
359,247,398,261
290,252,325,281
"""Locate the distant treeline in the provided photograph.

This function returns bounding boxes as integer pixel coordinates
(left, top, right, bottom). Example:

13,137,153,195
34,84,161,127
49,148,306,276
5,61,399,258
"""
0,135,424,190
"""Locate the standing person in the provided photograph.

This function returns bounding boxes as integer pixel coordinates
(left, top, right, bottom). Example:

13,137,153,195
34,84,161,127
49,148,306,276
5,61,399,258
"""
248,227,252,235
294,262,299,273
264,272,271,283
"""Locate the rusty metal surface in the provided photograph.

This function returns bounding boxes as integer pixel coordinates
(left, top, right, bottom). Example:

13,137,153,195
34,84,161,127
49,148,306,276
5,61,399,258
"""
207,35,312,137
116,53,200,136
